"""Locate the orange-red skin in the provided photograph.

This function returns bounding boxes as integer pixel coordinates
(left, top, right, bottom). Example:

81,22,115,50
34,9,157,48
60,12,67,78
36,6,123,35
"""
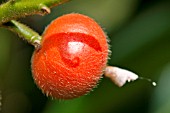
31,14,108,99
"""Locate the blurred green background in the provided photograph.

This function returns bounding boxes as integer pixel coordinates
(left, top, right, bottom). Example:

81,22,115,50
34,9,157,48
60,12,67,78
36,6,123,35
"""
0,0,170,113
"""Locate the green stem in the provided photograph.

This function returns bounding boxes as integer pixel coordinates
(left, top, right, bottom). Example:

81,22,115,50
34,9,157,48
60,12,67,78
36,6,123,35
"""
0,0,69,25
4,20,42,49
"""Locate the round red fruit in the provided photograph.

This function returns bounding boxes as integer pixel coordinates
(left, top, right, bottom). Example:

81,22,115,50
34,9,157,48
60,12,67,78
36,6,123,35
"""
31,13,108,99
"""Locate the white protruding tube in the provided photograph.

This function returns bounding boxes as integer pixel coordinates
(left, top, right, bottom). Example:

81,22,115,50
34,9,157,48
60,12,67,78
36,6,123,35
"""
104,66,138,87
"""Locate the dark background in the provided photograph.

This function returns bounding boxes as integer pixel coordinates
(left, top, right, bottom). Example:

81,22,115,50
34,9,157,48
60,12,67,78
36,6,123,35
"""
0,0,170,113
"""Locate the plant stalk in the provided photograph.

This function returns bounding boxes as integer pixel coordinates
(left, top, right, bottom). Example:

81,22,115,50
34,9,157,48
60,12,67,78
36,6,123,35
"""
0,0,69,25
4,20,42,49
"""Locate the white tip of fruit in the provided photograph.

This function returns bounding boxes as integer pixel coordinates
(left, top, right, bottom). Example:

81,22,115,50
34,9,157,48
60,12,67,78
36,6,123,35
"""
104,66,138,87
104,66,157,87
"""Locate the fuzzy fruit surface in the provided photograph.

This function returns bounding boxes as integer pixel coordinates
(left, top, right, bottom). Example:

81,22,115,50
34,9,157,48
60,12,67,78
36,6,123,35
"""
32,14,108,99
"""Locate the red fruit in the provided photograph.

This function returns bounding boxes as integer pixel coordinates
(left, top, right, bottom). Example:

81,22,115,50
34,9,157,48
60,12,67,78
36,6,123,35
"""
31,13,108,99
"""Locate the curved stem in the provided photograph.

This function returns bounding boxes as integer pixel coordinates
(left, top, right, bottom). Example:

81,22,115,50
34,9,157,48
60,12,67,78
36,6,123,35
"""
0,0,69,25
4,20,42,49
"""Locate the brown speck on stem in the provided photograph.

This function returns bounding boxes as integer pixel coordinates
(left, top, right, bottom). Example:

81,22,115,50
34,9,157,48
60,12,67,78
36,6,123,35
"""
40,4,51,14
